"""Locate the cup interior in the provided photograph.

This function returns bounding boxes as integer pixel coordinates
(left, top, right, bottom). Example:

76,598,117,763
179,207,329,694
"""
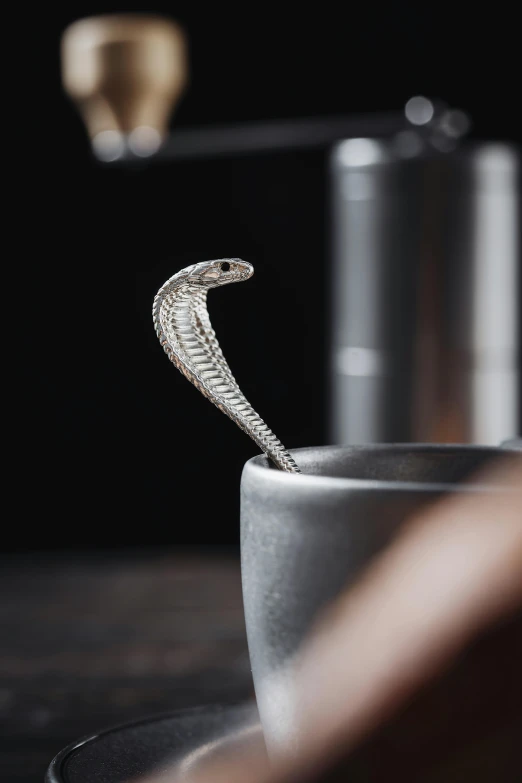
263,444,515,486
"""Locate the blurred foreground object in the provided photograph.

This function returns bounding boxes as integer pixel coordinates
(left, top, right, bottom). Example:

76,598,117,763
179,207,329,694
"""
331,130,520,445
61,15,187,160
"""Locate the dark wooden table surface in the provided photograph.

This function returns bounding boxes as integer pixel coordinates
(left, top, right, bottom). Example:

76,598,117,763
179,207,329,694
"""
0,550,253,783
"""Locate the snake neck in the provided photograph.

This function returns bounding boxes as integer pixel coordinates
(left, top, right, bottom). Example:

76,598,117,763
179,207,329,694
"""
154,276,301,474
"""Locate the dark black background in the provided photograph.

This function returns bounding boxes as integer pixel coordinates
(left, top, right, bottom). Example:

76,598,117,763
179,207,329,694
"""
13,5,519,550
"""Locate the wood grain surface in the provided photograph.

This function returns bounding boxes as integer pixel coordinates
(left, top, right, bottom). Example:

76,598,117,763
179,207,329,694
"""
1,551,520,783
0,551,253,782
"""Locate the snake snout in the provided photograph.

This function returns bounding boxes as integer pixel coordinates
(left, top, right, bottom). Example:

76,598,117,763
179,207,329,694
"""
210,258,253,284
228,258,254,280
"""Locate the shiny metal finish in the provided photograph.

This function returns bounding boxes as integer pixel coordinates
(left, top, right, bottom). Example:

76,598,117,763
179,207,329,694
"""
153,259,300,473
331,140,520,445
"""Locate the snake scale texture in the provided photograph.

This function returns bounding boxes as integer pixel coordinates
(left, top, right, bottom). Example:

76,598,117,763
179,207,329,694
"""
153,259,300,473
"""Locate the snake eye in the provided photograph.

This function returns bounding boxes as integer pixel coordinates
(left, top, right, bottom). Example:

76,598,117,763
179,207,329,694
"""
220,262,231,272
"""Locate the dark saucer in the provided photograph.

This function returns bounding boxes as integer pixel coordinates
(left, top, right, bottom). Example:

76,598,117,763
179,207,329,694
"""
46,702,263,783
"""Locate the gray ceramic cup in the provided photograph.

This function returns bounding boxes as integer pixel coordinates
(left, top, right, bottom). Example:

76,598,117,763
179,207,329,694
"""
240,443,520,753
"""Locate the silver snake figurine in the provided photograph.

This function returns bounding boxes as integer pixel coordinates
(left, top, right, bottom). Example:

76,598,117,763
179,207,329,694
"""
153,258,301,473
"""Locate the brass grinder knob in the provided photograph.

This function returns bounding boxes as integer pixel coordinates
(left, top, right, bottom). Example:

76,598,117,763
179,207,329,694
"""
61,15,188,159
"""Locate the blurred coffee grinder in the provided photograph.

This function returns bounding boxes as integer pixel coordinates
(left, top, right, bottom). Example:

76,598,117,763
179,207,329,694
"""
330,100,519,445
62,17,520,447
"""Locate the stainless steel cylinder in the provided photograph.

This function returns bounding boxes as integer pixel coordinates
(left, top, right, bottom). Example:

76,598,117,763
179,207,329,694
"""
330,139,520,445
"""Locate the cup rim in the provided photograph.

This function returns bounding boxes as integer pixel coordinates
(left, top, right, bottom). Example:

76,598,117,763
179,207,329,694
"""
243,443,517,494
